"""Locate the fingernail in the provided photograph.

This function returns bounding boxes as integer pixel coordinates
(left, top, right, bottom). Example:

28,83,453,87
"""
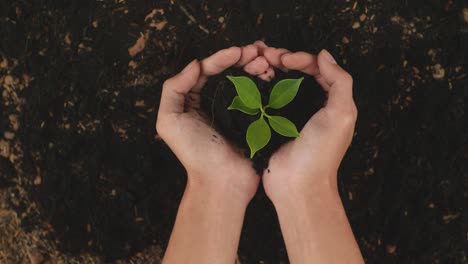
182,60,197,73
254,40,267,47
321,49,337,64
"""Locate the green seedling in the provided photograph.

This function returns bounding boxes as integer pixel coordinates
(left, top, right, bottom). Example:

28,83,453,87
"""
226,76,303,158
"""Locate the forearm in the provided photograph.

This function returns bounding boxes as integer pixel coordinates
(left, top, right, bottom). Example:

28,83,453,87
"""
162,177,248,264
273,180,363,264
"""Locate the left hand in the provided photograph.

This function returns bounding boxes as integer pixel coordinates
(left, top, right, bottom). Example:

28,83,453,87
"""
156,45,270,204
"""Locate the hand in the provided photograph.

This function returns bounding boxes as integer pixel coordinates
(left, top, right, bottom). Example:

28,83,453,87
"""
259,46,363,263
157,45,280,264
158,43,362,263
261,48,358,204
156,45,274,204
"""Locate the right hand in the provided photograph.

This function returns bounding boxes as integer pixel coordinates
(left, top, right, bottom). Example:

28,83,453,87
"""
260,48,358,203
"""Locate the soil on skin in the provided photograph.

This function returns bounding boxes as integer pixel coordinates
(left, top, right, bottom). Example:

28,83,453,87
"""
0,0,467,263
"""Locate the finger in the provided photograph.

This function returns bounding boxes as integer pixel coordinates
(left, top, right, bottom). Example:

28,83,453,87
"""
235,44,258,67
258,66,275,81
281,51,320,76
281,51,328,88
200,46,242,76
254,40,268,55
317,49,354,110
264,47,290,71
158,60,200,115
244,56,269,76
193,46,242,92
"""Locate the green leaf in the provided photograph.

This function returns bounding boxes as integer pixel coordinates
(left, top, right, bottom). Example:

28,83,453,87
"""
226,76,262,109
267,116,300,137
246,117,271,158
268,77,304,109
228,96,259,115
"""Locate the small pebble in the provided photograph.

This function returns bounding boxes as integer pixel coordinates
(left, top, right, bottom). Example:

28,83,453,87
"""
9,114,19,131
27,248,44,264
386,244,397,254
4,131,15,140
4,75,14,86
352,21,360,29
64,33,72,45
390,16,402,24
34,176,42,185
342,36,350,44
0,140,10,158
218,16,225,23
432,64,445,80
442,213,459,223
359,13,366,22
257,13,264,25
0,58,7,69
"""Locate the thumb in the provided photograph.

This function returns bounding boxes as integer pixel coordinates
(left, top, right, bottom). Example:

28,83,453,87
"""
317,50,354,110
158,60,201,115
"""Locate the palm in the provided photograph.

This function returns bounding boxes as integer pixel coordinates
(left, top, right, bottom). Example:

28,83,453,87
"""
156,46,270,199
175,109,252,177
263,110,331,196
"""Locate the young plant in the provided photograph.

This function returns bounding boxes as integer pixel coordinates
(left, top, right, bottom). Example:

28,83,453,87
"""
226,76,304,158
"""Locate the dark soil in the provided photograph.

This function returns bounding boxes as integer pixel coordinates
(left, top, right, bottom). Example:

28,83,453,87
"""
0,0,467,263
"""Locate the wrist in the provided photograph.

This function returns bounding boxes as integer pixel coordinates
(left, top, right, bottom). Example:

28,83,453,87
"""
185,171,257,208
271,186,346,234
273,185,342,212
265,172,339,208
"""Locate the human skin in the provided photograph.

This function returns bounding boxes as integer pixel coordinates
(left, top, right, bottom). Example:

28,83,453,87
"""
262,47,364,263
156,45,272,264
157,43,363,263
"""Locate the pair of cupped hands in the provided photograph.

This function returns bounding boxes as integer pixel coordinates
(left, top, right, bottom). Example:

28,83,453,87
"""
156,41,357,206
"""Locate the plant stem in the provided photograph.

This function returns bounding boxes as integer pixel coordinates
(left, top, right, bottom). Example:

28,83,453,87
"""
260,106,265,114
259,106,272,119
